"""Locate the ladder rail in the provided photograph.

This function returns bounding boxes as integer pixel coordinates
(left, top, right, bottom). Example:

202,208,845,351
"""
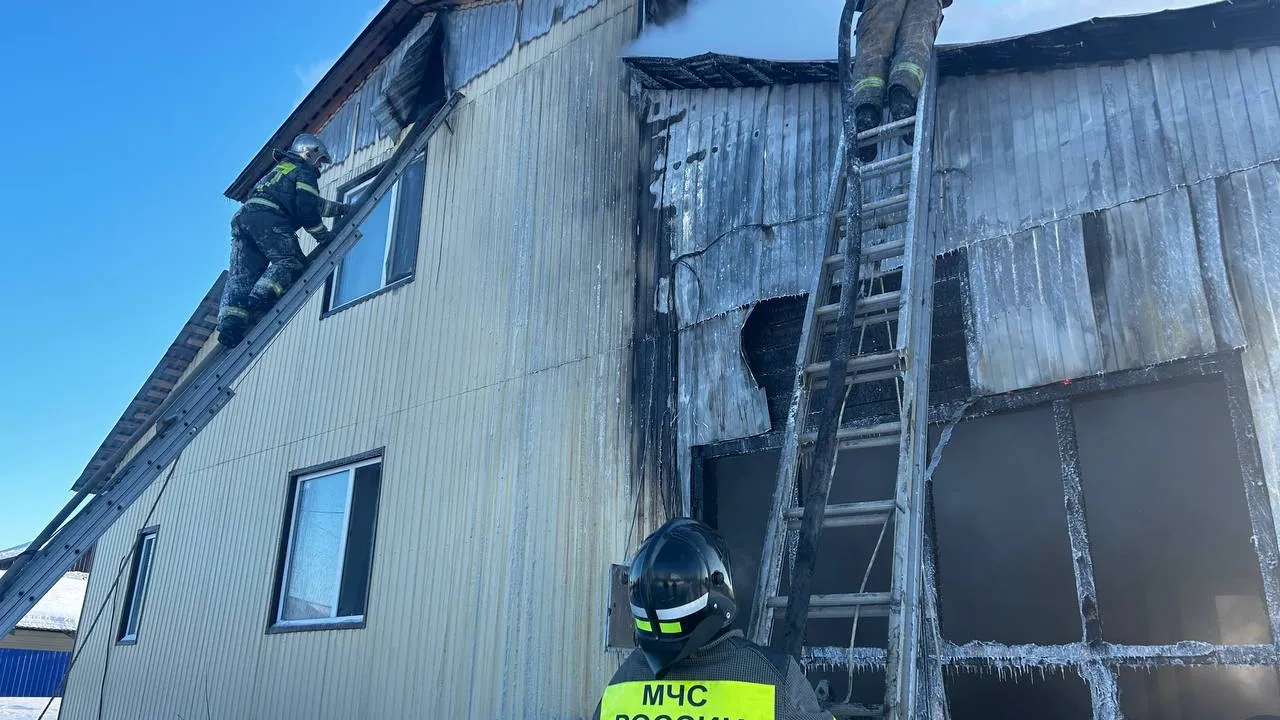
779,0,871,660
0,94,464,639
747,132,851,646
882,53,940,719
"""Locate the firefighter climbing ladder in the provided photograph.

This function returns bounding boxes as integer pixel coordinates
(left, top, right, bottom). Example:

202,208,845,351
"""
746,5,940,718
0,95,464,641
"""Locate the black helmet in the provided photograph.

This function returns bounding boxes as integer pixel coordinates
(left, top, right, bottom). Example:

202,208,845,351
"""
628,518,737,678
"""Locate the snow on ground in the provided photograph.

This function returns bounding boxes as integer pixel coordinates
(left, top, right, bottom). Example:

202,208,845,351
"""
0,571,87,632
626,0,1220,59
0,546,29,565
0,698,60,720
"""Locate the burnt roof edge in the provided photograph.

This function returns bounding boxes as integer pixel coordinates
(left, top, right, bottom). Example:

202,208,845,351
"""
626,0,1280,90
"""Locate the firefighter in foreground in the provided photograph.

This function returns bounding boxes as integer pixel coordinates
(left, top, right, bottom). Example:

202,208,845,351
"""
216,133,351,348
852,0,951,161
594,518,832,720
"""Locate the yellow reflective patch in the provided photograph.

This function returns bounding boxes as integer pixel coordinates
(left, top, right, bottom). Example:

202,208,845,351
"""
264,280,285,296
852,76,885,94
277,162,297,173
297,182,322,197
892,61,925,86
222,307,249,319
635,619,652,633
601,680,775,720
658,621,681,634
246,197,281,211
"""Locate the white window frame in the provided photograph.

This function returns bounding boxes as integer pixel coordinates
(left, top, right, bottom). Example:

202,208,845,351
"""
118,529,158,643
327,153,426,311
273,457,380,628
330,176,401,310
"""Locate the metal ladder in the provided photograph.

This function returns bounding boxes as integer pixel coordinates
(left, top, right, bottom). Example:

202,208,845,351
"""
0,95,463,640
746,8,940,717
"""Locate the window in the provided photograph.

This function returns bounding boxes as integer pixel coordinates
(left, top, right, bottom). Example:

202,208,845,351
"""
272,456,382,630
117,527,158,644
329,155,427,310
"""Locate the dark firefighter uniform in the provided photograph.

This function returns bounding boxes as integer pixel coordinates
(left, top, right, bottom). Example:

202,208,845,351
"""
217,139,347,347
852,0,952,160
593,519,833,720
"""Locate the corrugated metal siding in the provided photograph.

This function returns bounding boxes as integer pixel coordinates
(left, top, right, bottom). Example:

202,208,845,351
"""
935,47,1279,393
648,44,1280,450
0,649,69,696
446,1,520,89
521,0,607,43
63,2,642,718
647,81,910,469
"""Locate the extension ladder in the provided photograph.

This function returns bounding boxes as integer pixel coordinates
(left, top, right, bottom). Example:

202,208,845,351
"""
745,27,941,720
0,96,463,640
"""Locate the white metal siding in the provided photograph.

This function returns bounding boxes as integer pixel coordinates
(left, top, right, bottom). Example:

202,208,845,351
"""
63,2,641,717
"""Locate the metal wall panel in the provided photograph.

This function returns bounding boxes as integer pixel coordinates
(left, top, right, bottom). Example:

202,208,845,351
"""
0,649,69,697
446,1,520,90
649,45,1280,451
62,3,643,718
521,0,606,43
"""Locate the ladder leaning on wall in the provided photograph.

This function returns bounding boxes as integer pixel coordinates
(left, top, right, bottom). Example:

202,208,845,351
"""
745,2,942,717
0,95,464,643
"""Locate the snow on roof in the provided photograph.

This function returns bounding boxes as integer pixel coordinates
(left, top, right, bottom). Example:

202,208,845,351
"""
625,0,1219,60
0,571,87,633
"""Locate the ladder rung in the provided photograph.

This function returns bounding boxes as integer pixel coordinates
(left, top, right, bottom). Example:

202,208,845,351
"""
809,367,903,394
825,239,907,268
856,115,915,144
816,291,901,322
836,193,909,220
768,592,893,619
800,422,903,449
785,498,897,530
806,350,900,378
854,151,913,178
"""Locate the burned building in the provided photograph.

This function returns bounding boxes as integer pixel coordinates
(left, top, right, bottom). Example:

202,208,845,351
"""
30,0,1280,717
625,1,1280,717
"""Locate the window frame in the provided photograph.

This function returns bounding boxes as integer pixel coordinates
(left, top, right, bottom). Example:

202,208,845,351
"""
116,526,159,645
268,450,384,634
323,153,425,314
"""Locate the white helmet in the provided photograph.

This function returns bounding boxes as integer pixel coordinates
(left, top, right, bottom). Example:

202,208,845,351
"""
290,133,331,169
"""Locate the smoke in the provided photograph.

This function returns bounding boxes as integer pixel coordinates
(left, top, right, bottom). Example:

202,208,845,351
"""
625,0,1219,60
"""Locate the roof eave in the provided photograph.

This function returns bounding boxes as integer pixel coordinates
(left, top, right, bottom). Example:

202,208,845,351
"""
222,0,438,201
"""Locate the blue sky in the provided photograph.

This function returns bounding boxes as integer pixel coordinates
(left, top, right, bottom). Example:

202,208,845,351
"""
0,0,378,549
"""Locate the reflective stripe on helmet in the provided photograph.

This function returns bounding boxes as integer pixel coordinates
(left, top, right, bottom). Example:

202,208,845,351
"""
655,593,708,620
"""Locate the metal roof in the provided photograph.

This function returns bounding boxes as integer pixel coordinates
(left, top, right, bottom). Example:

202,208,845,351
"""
625,0,1280,89
72,273,226,492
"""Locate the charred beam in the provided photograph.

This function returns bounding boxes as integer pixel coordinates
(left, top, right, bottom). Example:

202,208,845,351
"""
945,640,1280,667
1053,400,1104,646
1221,359,1280,643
